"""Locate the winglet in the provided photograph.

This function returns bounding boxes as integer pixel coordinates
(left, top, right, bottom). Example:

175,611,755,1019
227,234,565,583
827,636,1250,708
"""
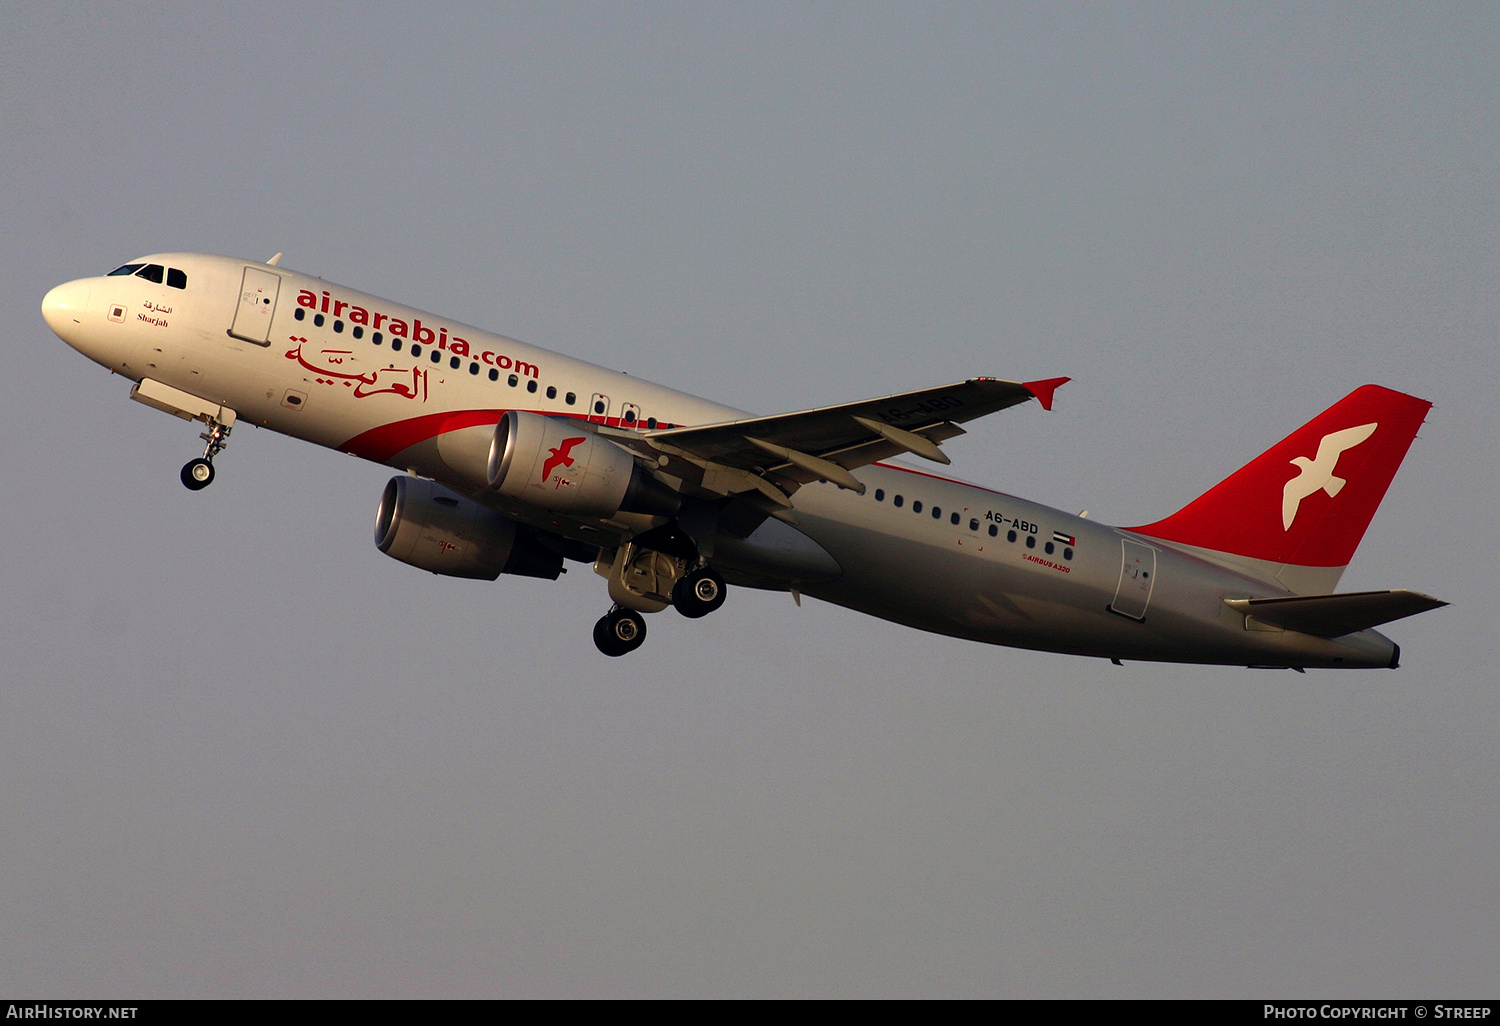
1023,377,1070,411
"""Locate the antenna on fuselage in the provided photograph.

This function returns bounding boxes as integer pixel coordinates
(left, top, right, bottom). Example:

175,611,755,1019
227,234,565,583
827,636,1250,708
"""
266,253,283,266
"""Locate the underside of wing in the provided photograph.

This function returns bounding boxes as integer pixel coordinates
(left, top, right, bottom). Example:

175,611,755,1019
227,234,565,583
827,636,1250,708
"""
601,376,1067,508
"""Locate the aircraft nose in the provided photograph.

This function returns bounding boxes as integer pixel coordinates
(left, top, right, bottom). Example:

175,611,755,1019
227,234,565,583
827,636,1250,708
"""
42,279,90,340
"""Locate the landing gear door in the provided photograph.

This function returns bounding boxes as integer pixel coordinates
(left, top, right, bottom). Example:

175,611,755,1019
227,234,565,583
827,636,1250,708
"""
1110,538,1156,620
229,266,280,345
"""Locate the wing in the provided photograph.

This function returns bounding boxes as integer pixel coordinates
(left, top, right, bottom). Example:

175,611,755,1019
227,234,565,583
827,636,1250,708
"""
601,376,1068,508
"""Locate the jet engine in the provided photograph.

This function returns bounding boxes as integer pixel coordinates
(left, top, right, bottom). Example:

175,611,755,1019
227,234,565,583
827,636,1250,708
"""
487,411,679,518
375,475,562,580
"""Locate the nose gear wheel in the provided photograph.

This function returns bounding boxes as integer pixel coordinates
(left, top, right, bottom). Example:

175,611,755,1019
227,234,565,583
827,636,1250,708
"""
181,458,215,490
180,420,231,490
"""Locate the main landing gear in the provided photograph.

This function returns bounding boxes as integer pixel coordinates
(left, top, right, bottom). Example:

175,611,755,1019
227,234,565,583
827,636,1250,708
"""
180,419,231,491
590,565,729,656
593,606,647,657
672,566,726,619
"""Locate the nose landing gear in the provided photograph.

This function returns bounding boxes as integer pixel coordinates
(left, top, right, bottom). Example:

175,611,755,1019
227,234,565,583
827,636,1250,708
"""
181,458,214,489
124,380,237,492
180,419,231,491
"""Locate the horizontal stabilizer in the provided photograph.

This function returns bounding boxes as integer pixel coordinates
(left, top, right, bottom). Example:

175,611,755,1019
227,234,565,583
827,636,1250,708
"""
1223,590,1446,637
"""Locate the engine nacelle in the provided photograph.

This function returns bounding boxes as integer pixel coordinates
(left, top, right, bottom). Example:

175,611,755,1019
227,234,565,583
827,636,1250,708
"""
487,410,679,518
375,476,562,580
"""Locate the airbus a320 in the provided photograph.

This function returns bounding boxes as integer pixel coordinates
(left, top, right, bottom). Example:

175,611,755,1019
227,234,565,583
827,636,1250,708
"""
43,253,1444,667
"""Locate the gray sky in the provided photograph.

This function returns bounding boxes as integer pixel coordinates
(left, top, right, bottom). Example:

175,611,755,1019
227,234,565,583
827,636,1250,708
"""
3,1,1496,997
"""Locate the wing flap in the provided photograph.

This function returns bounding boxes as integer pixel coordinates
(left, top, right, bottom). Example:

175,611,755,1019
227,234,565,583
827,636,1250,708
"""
1223,589,1446,637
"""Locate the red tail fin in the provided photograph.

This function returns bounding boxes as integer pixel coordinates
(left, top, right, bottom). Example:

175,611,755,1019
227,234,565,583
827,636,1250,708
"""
1129,385,1430,569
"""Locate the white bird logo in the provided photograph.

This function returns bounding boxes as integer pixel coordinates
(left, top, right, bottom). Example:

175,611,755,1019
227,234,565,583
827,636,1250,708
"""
1281,422,1378,530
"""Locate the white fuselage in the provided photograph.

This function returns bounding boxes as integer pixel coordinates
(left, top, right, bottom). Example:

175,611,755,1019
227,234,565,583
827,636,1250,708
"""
43,252,1402,668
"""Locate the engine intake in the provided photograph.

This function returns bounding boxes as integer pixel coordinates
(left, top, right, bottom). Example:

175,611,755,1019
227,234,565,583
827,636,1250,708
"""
487,411,679,518
375,476,562,580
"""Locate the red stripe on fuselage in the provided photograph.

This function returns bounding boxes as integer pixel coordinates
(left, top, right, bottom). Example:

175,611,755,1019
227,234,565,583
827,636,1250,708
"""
342,409,626,463
341,410,512,462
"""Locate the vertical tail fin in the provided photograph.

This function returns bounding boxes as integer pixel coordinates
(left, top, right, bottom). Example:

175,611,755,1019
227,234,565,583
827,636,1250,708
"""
1129,385,1430,591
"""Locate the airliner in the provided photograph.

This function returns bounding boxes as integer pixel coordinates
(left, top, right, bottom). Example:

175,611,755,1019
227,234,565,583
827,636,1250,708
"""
42,253,1445,666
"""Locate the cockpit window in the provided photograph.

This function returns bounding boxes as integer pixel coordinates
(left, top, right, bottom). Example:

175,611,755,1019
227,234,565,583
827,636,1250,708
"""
106,262,185,287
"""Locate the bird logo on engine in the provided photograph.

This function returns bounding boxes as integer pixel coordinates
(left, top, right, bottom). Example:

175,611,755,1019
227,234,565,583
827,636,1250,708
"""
542,436,587,483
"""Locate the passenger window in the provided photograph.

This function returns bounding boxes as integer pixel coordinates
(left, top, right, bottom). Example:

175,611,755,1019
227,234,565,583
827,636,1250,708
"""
333,320,343,333
950,512,960,525
488,368,499,381
134,264,164,283
469,363,479,375
932,507,942,519
449,356,460,369
894,495,904,508
372,331,382,345
294,308,305,321
508,374,518,387
314,313,325,327
566,392,577,405
875,489,885,501
166,268,187,289
546,386,557,399
988,525,998,537
623,409,636,424
912,501,923,513
527,380,538,393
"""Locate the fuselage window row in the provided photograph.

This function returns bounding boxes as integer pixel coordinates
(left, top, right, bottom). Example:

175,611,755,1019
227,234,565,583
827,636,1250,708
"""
289,305,637,418
872,485,1068,558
